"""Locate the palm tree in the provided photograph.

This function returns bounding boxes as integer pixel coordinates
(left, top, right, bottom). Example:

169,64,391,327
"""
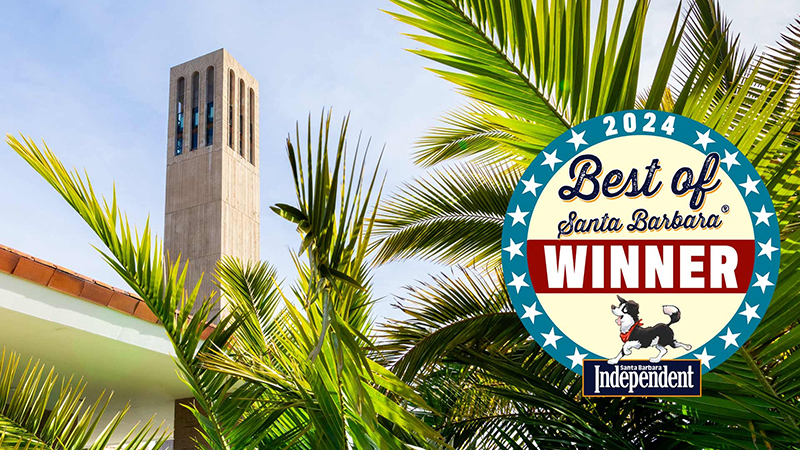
0,349,168,450
376,0,800,447
5,110,445,449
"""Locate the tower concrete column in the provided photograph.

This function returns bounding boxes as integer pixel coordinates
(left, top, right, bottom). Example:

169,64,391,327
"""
165,49,261,450
164,49,260,315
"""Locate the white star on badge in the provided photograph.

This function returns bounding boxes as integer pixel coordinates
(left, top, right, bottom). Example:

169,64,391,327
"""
758,239,778,260
521,302,542,322
720,149,740,170
566,347,588,369
541,149,562,171
752,272,774,294
694,129,715,151
508,272,529,293
521,175,543,196
693,348,715,369
718,327,741,349
541,327,563,349
503,239,524,260
507,205,529,226
566,129,588,150
739,302,760,324
738,175,760,197
752,206,774,226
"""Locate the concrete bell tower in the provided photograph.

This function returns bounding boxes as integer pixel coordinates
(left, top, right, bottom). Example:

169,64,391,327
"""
164,49,260,314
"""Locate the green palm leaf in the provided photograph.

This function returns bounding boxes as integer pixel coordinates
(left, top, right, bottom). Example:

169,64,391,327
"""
415,102,528,168
664,227,800,447
5,134,254,450
6,106,450,449
380,270,686,448
4,135,330,449
382,0,800,447
379,269,523,383
373,163,515,267
386,0,676,163
377,0,686,268
0,349,167,450
203,111,448,449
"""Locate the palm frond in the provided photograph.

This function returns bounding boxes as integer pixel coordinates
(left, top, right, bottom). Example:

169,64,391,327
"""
215,257,282,355
373,163,514,267
674,10,800,233
379,270,685,449
756,17,800,130
0,349,168,450
673,0,751,102
272,110,382,356
415,102,528,168
6,105,453,449
387,0,678,150
206,110,448,449
4,134,271,450
379,268,522,382
384,2,800,448
666,226,800,447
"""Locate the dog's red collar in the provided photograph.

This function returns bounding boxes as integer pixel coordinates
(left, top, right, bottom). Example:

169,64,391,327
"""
620,320,643,343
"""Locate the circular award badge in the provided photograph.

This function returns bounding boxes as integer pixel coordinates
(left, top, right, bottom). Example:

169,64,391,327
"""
502,110,780,396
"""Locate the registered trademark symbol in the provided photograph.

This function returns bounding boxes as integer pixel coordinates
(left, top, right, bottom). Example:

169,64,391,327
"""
722,205,730,213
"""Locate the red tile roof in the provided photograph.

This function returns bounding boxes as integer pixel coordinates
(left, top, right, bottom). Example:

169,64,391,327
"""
0,243,214,339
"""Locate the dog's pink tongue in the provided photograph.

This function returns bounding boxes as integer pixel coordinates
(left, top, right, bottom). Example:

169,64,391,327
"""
616,316,621,326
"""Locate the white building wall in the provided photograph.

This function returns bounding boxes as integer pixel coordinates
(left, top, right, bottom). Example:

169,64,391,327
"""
0,272,188,446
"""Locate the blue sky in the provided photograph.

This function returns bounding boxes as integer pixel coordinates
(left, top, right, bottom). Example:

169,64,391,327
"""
0,0,796,322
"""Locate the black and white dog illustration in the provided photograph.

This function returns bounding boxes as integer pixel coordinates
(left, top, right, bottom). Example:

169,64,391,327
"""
608,295,692,365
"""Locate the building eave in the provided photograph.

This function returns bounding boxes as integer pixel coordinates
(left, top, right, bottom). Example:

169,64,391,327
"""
0,243,214,339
